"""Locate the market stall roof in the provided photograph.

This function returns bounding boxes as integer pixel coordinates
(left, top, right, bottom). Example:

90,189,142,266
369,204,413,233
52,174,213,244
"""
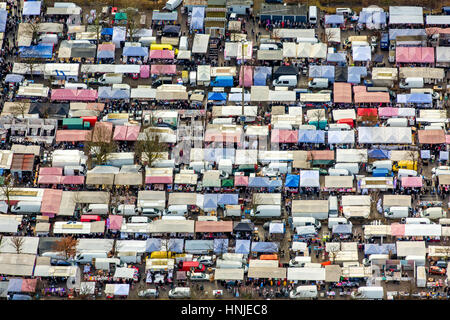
333,82,352,103
396,47,434,63
401,177,423,188
149,220,195,234
214,268,244,281
324,176,354,189
389,6,423,25
418,130,445,144
299,170,320,188
287,267,326,281
23,1,41,15
195,221,233,233
248,267,286,279
0,254,36,276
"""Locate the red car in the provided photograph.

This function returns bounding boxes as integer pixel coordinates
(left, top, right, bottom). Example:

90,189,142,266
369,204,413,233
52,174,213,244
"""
429,266,446,275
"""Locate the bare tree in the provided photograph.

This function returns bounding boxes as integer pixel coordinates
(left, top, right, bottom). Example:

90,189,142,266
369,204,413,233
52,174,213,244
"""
10,100,30,119
9,236,25,254
323,28,338,45
20,57,41,80
53,236,79,261
0,175,16,213
77,283,93,300
328,245,339,265
135,129,167,167
84,125,116,167
22,21,41,45
124,7,141,41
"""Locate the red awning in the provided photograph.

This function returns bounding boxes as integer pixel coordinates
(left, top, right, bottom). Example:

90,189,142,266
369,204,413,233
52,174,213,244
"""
401,177,423,188
60,176,85,185
40,189,63,214
145,176,173,184
55,130,92,142
38,175,61,184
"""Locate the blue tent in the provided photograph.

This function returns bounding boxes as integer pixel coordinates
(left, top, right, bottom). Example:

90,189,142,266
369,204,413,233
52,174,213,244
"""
98,87,130,100
347,66,367,84
0,10,7,33
7,279,22,293
19,44,53,59
251,242,279,253
168,238,184,253
235,239,251,254
285,174,299,187
406,93,432,104
327,52,346,63
203,194,218,209
298,130,325,143
309,65,335,82
97,50,115,59
364,243,396,255
184,240,214,253
325,14,344,25
5,74,24,83
11,294,31,300
332,224,352,234
267,179,282,188
207,92,227,101
145,238,161,252
214,239,229,253
190,6,205,31
368,149,390,159
217,193,238,205
102,28,113,36
122,46,148,57
248,177,270,188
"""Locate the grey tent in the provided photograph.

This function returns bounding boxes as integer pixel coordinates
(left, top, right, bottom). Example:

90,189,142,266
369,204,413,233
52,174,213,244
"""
168,239,184,253
364,243,396,255
332,224,352,234
233,222,254,233
251,242,279,253
184,240,214,254
214,239,229,253
145,238,161,252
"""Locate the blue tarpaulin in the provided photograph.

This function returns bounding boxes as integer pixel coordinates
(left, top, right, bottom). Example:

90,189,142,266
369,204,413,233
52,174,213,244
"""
145,238,161,252
235,239,251,254
309,65,335,82
214,239,229,253
102,28,113,36
285,174,299,187
207,92,227,101
203,194,218,209
97,50,115,59
168,238,184,253
358,11,386,26
254,67,271,86
251,242,279,253
122,46,148,57
325,14,344,25
267,179,282,188
217,193,238,205
190,6,205,31
332,224,352,234
364,243,396,255
406,93,432,104
98,87,130,100
0,10,7,32
298,130,325,143
23,1,41,15
347,66,367,83
368,149,390,159
19,44,53,59
5,74,24,83
248,177,270,188
327,52,346,63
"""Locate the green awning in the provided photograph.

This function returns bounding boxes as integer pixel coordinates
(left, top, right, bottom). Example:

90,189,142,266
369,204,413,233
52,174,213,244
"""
221,179,234,187
0,176,4,186
115,12,127,21
312,160,334,166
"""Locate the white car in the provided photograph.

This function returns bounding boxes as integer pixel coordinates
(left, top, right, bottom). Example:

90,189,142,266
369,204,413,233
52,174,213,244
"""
432,166,450,174
189,272,211,281
193,256,215,266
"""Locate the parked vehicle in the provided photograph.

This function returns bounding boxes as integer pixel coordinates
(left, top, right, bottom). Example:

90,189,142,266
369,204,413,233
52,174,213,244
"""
138,289,159,298
168,287,191,298
429,266,446,275
289,285,318,299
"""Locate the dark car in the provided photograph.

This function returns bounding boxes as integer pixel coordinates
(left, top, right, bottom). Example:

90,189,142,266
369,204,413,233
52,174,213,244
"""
151,77,173,88
436,261,448,268
50,258,71,266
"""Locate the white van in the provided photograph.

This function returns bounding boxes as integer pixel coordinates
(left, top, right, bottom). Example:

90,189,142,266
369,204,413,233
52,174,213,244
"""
328,168,351,176
11,201,41,214
308,78,329,89
328,217,350,229
439,218,450,226
98,73,123,84
296,37,318,44
384,206,409,219
289,256,312,267
273,75,297,88
140,207,162,218
113,204,138,216
404,217,431,225
164,0,182,11
139,37,157,46
398,169,417,178
328,123,351,131
260,43,279,50
164,205,188,216
289,285,318,299
65,83,88,89
222,253,247,264
351,286,384,300
83,204,109,215
336,8,353,15
75,251,108,264
421,207,444,219
250,205,281,218
292,217,321,230
189,71,197,86
334,163,359,175
42,251,65,260
386,118,408,127
368,160,392,173
328,196,338,218
216,259,245,270
130,216,149,223
168,287,191,299
224,204,242,217
179,36,188,51
308,6,317,24
399,77,424,89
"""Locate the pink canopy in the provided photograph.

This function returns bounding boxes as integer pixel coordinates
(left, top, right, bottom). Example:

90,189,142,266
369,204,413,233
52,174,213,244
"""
39,167,63,176
21,279,38,292
354,91,390,104
446,135,450,144
60,176,85,185
98,43,115,51
378,107,399,117
390,223,405,237
271,129,298,143
113,125,141,141
40,189,63,215
87,103,105,111
205,131,242,143
51,89,98,101
234,175,249,186
108,215,123,230
55,130,92,142
145,176,173,184
149,50,174,60
426,27,450,35
396,47,435,63
239,66,253,87
140,65,150,78
38,175,61,185
353,86,367,93
150,64,176,75
401,177,423,188
333,83,352,103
